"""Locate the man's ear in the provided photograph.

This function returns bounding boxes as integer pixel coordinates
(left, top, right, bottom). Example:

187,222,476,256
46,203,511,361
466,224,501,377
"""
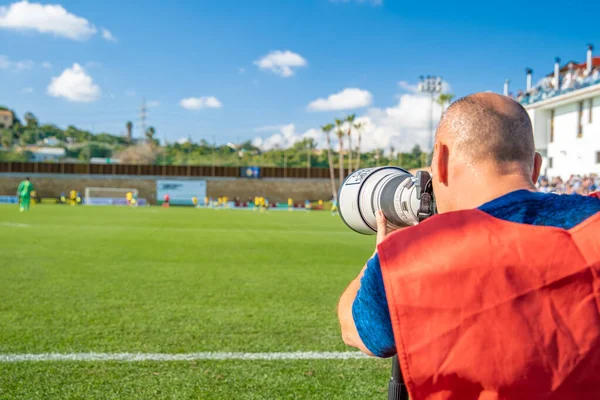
435,142,449,185
532,152,543,184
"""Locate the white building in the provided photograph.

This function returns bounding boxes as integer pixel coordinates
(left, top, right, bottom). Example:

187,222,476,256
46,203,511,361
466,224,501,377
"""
29,147,66,162
514,45,600,179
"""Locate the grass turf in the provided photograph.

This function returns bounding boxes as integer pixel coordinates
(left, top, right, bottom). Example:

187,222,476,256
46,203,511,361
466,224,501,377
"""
0,205,390,399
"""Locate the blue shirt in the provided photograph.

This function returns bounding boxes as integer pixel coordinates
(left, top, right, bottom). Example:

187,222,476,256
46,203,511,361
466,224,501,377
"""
352,190,600,358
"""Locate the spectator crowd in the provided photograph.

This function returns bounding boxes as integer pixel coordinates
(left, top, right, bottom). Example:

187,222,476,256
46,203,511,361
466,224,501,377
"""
538,174,599,195
515,65,600,105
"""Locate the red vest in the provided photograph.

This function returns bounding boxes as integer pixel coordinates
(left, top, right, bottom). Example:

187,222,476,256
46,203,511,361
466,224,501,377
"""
378,208,600,400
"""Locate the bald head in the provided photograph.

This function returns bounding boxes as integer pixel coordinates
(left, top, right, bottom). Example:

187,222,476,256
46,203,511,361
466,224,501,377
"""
437,93,534,167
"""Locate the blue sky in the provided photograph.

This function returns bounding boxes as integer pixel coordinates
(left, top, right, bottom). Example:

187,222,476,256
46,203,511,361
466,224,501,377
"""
2,0,600,151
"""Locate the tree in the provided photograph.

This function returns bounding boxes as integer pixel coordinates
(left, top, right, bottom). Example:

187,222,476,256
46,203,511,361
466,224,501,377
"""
437,93,455,114
145,126,156,144
19,130,36,146
353,121,365,170
302,137,316,176
389,145,395,165
80,143,112,160
335,118,345,185
126,121,133,142
321,123,337,200
23,112,38,129
1,129,12,148
345,114,356,175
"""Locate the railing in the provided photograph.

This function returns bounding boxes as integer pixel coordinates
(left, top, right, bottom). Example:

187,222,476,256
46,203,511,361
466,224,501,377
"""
518,76,600,106
0,162,351,179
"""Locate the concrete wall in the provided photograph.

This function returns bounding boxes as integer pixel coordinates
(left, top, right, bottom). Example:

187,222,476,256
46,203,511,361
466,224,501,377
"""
0,173,335,204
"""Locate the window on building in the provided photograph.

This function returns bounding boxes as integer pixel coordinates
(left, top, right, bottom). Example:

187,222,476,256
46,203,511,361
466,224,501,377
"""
549,157,553,168
550,109,554,143
596,152,600,164
578,101,584,138
589,98,594,124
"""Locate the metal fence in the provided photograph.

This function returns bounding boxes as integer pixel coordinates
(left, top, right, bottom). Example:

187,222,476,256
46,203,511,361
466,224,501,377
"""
0,162,351,179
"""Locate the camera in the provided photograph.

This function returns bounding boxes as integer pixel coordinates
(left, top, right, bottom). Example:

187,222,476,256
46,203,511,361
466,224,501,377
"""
338,167,436,234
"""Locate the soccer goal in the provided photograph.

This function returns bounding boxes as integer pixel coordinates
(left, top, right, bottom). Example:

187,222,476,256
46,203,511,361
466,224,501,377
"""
84,187,145,206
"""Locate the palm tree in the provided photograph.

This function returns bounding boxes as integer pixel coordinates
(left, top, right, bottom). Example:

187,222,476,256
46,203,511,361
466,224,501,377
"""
389,145,395,165
353,121,365,170
345,114,356,175
335,118,345,185
321,123,337,200
145,126,156,144
126,121,133,142
437,93,455,114
305,138,315,178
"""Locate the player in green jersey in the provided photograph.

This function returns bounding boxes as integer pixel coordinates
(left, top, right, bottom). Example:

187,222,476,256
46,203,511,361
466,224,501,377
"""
16,177,35,213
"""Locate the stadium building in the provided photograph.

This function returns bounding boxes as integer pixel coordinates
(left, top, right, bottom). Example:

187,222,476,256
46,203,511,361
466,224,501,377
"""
511,45,600,179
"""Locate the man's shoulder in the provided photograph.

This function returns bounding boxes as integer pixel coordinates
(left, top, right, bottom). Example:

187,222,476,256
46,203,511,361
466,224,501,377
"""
478,190,600,229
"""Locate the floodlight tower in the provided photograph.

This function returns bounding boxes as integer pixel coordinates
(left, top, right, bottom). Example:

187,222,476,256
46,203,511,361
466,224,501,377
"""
418,75,443,165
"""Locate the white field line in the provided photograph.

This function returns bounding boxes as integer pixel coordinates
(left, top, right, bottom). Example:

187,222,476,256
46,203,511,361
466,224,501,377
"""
0,222,30,228
0,352,368,362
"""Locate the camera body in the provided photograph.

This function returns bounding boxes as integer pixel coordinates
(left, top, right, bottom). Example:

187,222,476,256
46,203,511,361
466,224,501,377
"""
338,167,436,234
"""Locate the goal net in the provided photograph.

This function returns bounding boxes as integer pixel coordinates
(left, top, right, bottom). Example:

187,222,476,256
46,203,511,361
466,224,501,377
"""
84,187,146,206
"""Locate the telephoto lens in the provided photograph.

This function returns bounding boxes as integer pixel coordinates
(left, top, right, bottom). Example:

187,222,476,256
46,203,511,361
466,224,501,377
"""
338,167,423,234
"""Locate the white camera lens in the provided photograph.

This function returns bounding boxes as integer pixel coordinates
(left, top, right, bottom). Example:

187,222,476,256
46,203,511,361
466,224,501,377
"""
338,167,421,235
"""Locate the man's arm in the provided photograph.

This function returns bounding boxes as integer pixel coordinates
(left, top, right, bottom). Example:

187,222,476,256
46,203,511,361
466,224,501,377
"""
338,264,373,355
338,211,396,357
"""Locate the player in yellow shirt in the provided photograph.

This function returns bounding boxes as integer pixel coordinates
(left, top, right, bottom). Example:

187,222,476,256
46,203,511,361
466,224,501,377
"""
318,199,323,210
259,196,267,213
69,190,78,206
126,191,134,206
254,196,260,211
204,196,209,208
288,197,293,212
192,196,198,207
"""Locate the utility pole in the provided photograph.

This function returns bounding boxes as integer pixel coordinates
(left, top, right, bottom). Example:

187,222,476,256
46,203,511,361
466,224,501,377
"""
418,75,442,165
140,98,147,142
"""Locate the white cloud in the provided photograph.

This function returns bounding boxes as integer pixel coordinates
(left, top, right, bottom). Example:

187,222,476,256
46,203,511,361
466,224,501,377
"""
18,87,33,94
256,80,453,154
180,96,223,110
252,124,322,150
253,124,288,133
47,63,101,102
0,55,33,71
254,50,307,77
147,100,160,108
239,67,245,74
0,1,98,40
41,61,52,69
398,80,419,93
307,88,373,111
101,28,116,42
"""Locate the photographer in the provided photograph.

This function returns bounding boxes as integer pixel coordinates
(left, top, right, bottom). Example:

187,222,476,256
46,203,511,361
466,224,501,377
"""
338,93,600,399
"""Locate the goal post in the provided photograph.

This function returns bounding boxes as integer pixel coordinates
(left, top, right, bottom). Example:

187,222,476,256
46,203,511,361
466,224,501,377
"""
84,187,146,206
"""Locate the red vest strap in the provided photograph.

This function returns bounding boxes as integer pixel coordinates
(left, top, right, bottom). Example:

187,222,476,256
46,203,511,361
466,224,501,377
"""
378,210,600,400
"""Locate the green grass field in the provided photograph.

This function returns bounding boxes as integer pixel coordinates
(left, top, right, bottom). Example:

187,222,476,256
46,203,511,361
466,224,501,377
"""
0,205,391,399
